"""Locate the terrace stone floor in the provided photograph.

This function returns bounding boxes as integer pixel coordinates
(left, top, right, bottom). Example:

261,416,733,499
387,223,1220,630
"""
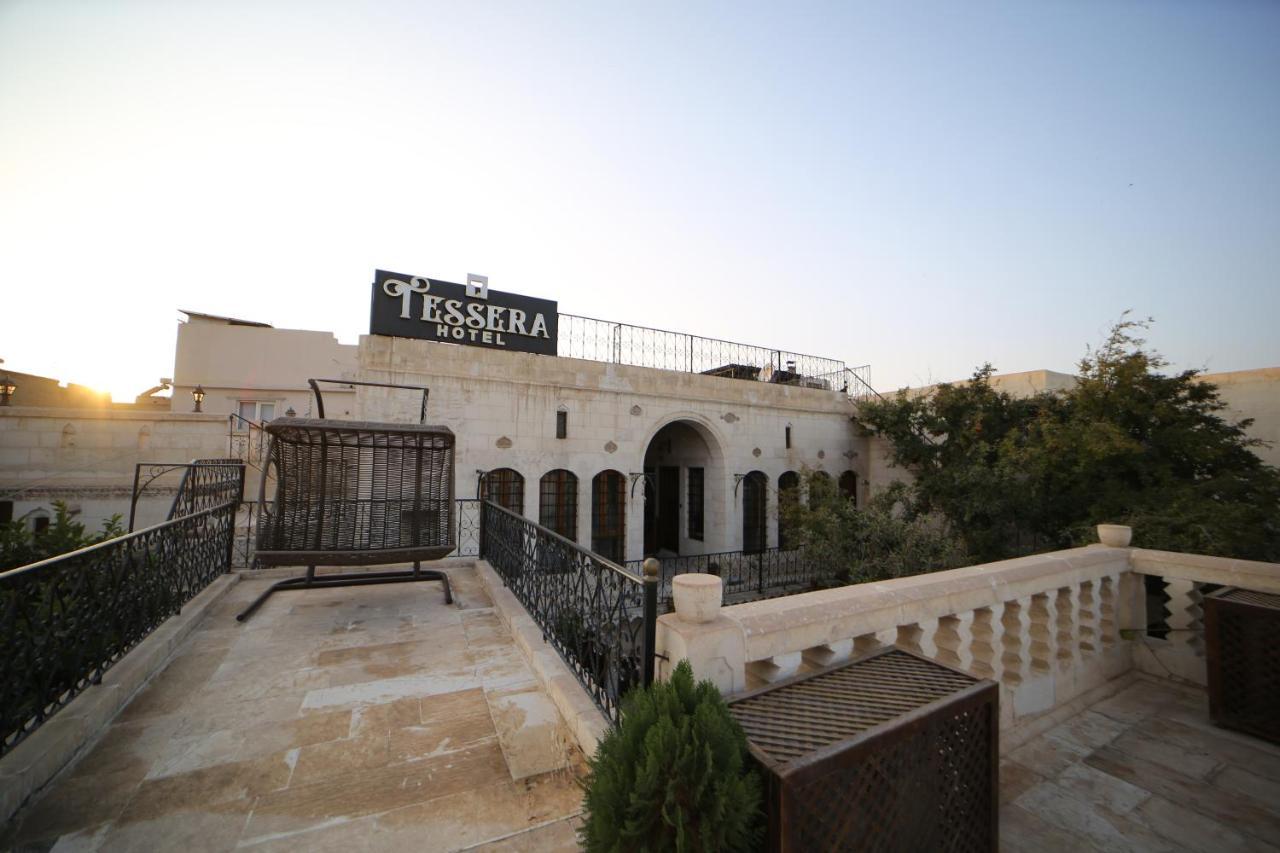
1000,677,1280,852
6,568,1280,853
2,567,587,852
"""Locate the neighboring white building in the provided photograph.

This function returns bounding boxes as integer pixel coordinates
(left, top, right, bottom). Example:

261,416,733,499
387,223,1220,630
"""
171,309,359,423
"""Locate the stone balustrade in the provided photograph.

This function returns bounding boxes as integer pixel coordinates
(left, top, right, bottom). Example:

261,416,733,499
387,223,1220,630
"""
655,534,1280,745
1128,548,1280,686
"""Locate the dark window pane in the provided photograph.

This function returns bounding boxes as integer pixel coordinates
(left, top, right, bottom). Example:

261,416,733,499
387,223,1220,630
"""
778,471,799,550
687,467,704,542
839,471,858,507
591,470,626,562
539,469,577,540
482,468,524,514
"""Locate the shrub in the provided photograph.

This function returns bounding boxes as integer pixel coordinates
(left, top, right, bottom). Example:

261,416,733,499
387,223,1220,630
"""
580,659,763,853
0,500,124,571
780,472,967,583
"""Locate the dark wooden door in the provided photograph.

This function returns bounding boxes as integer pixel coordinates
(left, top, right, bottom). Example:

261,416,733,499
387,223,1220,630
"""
643,466,656,555
743,471,768,553
658,466,680,554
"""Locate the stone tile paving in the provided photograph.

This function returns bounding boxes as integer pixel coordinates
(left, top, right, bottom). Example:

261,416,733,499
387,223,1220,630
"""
2,567,586,852
1001,677,1280,852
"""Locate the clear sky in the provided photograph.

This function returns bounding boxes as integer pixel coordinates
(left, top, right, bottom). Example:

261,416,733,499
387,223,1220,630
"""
2,1,1277,400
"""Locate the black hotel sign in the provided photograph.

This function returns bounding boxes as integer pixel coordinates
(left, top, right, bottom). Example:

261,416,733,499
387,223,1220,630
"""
370,270,558,356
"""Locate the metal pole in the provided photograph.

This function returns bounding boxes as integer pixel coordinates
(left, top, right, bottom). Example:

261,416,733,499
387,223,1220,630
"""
128,464,142,532
642,557,659,688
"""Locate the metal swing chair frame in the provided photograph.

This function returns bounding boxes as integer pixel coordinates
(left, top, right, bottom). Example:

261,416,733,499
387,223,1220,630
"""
237,379,455,621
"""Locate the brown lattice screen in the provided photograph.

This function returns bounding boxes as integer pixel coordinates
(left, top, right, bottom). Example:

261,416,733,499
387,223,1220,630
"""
729,648,998,852
1205,586,1280,745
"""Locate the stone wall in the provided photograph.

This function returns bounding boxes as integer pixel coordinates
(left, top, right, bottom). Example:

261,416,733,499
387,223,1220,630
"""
356,335,867,562
0,407,229,531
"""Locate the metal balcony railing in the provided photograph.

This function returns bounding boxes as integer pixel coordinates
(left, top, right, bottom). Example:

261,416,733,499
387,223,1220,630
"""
557,314,877,401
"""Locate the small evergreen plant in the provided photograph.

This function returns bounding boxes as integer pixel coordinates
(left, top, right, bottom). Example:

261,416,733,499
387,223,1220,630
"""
580,659,763,853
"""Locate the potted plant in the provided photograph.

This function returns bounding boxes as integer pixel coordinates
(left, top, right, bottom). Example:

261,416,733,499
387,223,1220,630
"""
580,659,763,852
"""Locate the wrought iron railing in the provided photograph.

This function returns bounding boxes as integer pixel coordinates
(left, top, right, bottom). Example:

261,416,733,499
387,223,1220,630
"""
452,498,481,557
0,463,243,757
127,458,246,532
480,500,656,722
626,547,840,607
227,414,270,470
168,458,245,520
558,314,875,401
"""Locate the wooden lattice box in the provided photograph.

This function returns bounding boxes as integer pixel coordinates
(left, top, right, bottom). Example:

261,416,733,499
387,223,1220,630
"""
1205,587,1280,745
729,647,998,852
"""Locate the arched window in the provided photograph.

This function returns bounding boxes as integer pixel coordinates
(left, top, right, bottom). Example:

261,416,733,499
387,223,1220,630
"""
591,470,626,563
809,470,832,510
539,469,578,541
482,468,524,514
742,470,768,553
839,471,858,507
778,471,800,551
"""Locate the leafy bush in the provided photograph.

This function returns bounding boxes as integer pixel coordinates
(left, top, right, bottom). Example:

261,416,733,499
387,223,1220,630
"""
0,501,124,571
580,659,763,853
780,472,967,583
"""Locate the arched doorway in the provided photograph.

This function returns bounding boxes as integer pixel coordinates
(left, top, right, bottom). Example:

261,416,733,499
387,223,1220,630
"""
742,470,768,553
809,470,832,509
641,419,723,557
839,470,858,507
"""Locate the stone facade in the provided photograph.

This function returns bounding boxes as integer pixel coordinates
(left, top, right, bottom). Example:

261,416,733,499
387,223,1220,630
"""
357,335,868,562
0,407,229,531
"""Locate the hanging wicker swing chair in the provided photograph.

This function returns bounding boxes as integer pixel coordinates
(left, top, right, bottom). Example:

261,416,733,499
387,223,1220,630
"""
237,379,455,621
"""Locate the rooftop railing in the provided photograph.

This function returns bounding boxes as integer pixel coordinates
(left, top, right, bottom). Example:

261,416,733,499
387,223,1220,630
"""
0,461,244,757
558,314,877,401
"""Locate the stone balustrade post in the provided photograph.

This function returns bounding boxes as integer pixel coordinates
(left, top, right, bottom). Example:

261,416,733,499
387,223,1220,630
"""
654,573,747,694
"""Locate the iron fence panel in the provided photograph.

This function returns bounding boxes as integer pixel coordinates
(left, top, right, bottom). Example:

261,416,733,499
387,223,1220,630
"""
626,547,842,608
0,468,241,758
480,500,653,722
558,314,874,401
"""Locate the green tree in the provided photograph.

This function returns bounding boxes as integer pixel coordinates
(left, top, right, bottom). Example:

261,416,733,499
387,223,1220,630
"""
580,660,763,853
858,316,1280,562
0,501,124,571
780,471,967,583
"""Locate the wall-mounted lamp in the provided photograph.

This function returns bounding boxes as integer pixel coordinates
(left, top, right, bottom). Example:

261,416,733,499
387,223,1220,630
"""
628,471,654,498
191,384,206,413
0,375,15,406
285,407,297,418
732,473,747,499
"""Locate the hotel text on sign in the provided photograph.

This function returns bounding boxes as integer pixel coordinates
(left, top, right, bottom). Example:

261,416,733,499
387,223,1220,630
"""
370,270,558,356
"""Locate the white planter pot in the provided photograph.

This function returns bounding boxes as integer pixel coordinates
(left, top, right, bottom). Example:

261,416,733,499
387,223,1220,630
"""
672,574,723,624
1097,524,1132,547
